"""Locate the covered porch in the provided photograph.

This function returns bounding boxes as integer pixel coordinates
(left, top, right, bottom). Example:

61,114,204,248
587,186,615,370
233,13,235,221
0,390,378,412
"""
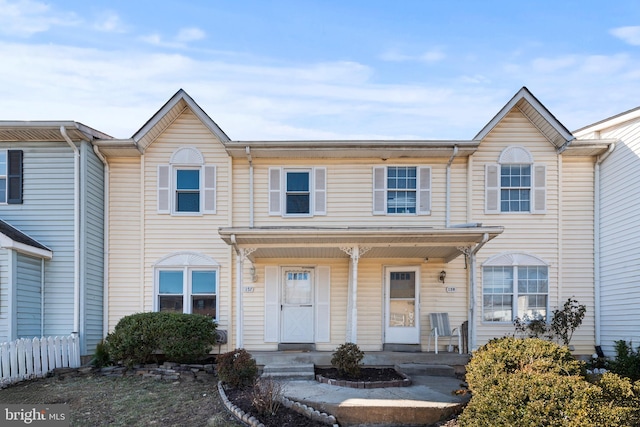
219,224,503,353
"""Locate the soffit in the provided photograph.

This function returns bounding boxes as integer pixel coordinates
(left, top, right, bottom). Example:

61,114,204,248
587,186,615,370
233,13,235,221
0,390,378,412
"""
0,122,112,142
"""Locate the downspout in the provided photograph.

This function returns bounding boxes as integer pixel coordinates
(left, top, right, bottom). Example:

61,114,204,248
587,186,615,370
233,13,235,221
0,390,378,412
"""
246,147,254,228
93,145,109,337
230,235,244,348
445,146,459,227
60,126,81,338
468,233,489,352
594,141,615,346
41,259,45,336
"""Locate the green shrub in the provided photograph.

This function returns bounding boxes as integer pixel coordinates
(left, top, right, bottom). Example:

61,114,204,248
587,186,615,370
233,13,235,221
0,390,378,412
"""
90,339,112,368
459,371,639,427
460,337,640,427
216,349,258,389
106,312,217,366
607,340,640,381
331,342,364,378
466,337,583,394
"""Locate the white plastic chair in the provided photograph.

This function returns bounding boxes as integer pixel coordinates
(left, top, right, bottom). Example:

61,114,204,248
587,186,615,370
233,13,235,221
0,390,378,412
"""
427,313,462,354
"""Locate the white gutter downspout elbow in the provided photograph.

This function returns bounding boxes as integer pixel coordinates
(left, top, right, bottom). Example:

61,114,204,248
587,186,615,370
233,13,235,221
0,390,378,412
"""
445,146,459,228
93,145,109,337
60,126,81,339
231,234,244,348
469,233,489,353
246,147,254,228
594,141,615,346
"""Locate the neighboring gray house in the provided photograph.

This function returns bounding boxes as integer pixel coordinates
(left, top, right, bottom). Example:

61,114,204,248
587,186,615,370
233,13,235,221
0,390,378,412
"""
574,108,640,357
0,122,111,356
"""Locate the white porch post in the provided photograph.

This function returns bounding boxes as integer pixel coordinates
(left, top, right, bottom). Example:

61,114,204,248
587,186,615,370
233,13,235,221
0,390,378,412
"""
341,245,370,343
459,233,488,353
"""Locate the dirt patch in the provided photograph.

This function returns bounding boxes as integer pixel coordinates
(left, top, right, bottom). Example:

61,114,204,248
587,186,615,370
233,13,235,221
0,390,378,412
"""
0,374,242,427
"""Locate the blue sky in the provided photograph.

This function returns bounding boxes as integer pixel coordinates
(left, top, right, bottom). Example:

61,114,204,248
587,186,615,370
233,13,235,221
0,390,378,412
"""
1,0,639,140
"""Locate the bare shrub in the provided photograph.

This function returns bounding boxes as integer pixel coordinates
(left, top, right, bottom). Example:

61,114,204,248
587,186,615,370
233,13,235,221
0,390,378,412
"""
251,376,284,417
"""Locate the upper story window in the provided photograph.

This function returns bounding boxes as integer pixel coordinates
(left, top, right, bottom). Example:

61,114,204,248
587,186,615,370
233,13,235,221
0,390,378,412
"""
154,252,219,319
157,147,216,215
0,150,23,205
373,166,431,215
482,252,549,323
485,146,545,214
269,167,326,217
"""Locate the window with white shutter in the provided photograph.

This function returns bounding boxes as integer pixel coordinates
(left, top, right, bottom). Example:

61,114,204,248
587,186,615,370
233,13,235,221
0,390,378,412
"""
269,167,327,217
372,166,431,215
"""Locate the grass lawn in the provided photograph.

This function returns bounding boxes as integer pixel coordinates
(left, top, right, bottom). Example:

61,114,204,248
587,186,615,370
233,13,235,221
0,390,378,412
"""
0,374,244,427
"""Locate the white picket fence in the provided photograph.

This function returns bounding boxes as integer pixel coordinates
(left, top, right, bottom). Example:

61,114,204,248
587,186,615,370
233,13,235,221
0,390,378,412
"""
0,334,81,387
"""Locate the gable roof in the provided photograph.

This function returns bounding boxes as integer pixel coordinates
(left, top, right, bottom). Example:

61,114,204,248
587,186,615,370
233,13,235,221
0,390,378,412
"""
0,219,52,259
132,89,230,150
573,105,640,136
474,87,574,149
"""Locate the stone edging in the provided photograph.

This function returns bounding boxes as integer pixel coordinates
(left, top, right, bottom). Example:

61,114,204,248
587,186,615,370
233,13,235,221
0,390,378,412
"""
315,369,412,388
217,381,338,427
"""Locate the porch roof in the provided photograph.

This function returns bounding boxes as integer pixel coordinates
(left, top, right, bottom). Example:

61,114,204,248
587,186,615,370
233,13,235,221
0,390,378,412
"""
218,225,503,262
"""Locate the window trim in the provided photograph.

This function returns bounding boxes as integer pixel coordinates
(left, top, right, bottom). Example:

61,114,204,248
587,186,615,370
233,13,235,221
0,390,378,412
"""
268,166,327,217
372,165,431,215
154,252,220,320
481,252,549,324
284,168,312,217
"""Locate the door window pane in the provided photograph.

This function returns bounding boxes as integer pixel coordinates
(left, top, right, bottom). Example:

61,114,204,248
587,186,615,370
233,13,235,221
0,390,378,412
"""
285,271,312,304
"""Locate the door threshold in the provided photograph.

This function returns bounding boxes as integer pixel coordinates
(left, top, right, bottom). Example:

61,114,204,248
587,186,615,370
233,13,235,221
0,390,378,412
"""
278,343,316,351
383,343,421,352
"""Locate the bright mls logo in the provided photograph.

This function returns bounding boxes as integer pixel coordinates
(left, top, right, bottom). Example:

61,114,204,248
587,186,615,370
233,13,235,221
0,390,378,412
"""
1,404,69,426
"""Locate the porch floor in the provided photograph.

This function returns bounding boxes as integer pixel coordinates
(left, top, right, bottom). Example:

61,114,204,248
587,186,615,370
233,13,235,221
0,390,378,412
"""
252,351,471,426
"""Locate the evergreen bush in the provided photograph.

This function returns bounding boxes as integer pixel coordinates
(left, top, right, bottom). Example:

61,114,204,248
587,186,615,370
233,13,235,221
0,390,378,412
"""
331,342,364,378
216,348,258,389
106,312,217,366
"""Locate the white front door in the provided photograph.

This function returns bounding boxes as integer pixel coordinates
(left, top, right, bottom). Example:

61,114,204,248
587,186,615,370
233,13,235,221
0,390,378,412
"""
281,268,314,342
385,267,420,344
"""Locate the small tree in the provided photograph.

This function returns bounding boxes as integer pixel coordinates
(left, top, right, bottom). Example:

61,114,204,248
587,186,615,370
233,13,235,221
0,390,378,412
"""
550,298,586,346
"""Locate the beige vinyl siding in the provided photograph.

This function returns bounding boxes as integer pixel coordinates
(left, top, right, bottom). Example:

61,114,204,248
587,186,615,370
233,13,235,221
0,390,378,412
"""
107,158,142,331
141,110,232,336
237,159,453,227
560,157,595,354
471,109,564,347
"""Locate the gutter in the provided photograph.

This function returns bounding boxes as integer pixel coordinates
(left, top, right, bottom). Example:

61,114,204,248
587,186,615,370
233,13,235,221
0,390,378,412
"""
594,141,615,346
445,146,459,227
60,126,81,339
246,147,254,227
468,233,489,352
93,145,110,338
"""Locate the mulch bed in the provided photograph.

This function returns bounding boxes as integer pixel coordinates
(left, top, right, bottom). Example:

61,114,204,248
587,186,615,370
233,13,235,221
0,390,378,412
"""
315,367,405,382
224,387,328,427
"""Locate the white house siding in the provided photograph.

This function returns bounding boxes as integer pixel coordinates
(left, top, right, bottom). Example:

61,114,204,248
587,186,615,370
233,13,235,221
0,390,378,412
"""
16,253,42,338
141,110,232,346
81,142,105,354
596,118,640,355
559,157,595,355
107,158,143,331
471,109,573,349
0,144,76,338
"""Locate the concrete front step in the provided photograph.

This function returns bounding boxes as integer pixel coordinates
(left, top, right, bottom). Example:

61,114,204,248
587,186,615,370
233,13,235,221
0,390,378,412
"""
261,363,315,381
396,363,456,378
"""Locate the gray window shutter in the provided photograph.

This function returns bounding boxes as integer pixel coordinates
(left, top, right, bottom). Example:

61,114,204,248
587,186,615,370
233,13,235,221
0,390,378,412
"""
264,266,279,343
532,164,546,214
7,150,22,204
372,166,386,215
203,165,216,214
315,266,331,342
485,164,500,214
418,166,431,215
157,165,170,214
269,168,281,216
314,167,326,215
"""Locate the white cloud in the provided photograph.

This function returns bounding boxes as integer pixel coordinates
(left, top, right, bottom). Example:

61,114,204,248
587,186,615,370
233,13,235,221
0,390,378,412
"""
379,48,445,64
0,0,80,37
610,26,640,45
176,27,206,43
94,11,127,33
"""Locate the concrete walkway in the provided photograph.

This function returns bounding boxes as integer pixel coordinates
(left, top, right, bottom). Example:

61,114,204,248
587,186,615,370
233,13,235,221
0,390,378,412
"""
279,373,470,426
